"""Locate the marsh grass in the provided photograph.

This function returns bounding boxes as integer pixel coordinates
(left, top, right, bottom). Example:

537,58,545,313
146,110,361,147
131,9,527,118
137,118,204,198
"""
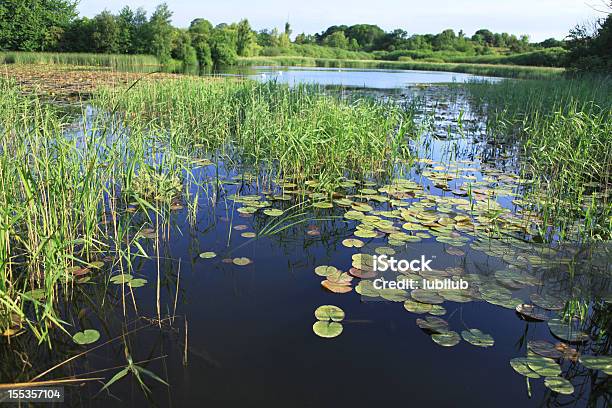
467,75,612,241
0,52,159,69
0,75,415,342
96,78,415,191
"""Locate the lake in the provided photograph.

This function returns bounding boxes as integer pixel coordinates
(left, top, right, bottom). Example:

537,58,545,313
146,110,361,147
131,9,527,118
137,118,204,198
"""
1,66,609,408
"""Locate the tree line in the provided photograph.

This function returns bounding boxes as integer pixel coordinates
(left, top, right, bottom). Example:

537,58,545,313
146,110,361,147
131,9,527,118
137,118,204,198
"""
0,0,609,71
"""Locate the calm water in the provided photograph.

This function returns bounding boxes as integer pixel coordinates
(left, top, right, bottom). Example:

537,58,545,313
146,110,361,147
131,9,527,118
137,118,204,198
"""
2,68,609,408
220,65,498,88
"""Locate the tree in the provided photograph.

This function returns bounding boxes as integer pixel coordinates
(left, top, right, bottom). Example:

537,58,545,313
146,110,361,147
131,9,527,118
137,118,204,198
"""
344,24,385,50
91,11,119,53
433,29,456,50
171,29,197,65
116,6,134,53
147,3,174,62
323,31,349,49
472,29,494,46
566,4,612,71
0,0,77,51
129,8,149,54
236,19,256,56
210,25,237,65
189,18,213,66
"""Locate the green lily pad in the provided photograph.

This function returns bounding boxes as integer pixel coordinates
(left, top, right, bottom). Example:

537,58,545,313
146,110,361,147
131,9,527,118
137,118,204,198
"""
403,300,434,314
528,340,563,359
432,330,461,347
411,289,444,305
232,257,252,266
579,355,612,375
354,229,378,238
110,274,133,284
312,321,343,338
510,357,540,378
313,201,333,209
342,239,365,248
241,232,256,238
128,278,147,288
530,293,564,311
416,316,449,333
72,329,100,345
544,377,574,395
374,246,395,255
314,305,345,322
548,318,590,343
263,208,283,217
526,356,561,376
315,265,339,277
199,251,217,259
461,329,494,347
516,304,548,321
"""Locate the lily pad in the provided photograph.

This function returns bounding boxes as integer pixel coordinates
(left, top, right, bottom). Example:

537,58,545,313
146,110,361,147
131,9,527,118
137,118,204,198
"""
342,239,365,248
403,300,434,314
128,278,147,288
314,305,345,322
530,293,565,310
263,208,283,217
526,356,561,376
315,265,339,277
416,316,449,333
544,377,574,395
232,257,252,266
579,355,612,375
431,330,461,347
461,329,494,347
312,321,343,338
528,340,563,359
411,289,444,305
72,329,100,345
548,319,590,343
321,280,352,294
110,274,133,284
241,232,256,238
516,304,548,321
510,358,540,378
199,251,217,259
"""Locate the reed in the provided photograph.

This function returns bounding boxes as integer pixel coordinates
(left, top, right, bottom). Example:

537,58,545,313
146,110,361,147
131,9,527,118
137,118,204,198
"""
0,52,159,69
466,75,612,241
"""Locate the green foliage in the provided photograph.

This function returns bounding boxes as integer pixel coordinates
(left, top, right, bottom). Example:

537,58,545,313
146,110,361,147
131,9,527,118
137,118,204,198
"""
566,7,612,71
147,3,174,63
0,0,77,51
323,31,349,49
467,75,612,240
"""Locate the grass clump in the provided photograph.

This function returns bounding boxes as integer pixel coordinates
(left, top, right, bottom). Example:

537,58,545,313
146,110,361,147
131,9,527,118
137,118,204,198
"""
97,78,415,190
0,52,159,69
467,75,612,241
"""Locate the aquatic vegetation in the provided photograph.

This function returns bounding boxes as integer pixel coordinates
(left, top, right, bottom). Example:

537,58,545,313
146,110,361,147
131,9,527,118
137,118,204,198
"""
0,52,159,69
313,305,345,338
72,329,100,345
97,78,415,190
467,75,612,241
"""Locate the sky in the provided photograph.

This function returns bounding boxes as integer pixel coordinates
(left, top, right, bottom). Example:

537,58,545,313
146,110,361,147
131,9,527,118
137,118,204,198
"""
75,0,606,41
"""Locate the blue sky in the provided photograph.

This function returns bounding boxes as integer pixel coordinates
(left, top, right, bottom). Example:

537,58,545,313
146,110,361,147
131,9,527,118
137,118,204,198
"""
75,0,604,41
